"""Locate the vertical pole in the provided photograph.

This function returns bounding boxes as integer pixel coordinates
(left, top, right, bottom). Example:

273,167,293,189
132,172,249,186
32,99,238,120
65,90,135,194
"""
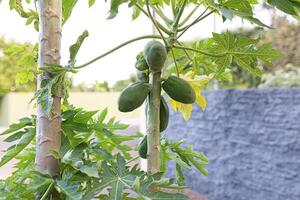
35,0,62,178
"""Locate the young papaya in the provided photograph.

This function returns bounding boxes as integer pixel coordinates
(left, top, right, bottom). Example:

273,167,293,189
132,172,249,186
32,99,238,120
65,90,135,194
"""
136,70,149,83
162,75,196,104
143,40,167,72
138,135,147,159
160,96,169,132
118,82,151,112
135,52,149,71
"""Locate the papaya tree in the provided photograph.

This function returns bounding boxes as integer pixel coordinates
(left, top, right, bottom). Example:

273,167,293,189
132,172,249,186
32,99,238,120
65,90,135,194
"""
0,0,299,199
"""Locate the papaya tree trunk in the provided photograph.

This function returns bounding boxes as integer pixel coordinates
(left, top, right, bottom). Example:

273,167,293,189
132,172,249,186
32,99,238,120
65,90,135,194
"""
146,71,161,174
35,0,62,178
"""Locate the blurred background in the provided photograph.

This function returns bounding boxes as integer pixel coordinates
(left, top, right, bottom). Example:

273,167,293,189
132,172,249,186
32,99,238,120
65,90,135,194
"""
0,1,300,199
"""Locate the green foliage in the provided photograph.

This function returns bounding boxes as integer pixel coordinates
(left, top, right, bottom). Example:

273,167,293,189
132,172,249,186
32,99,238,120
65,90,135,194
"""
62,0,78,25
71,81,110,92
202,31,282,77
161,138,209,184
112,74,137,91
1,0,295,199
69,30,89,66
8,0,39,31
267,0,300,17
0,106,207,199
32,64,72,114
259,64,300,88
32,30,88,114
0,38,37,95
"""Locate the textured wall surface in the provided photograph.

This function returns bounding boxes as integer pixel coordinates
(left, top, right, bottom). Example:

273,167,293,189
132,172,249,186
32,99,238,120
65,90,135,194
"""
165,89,300,200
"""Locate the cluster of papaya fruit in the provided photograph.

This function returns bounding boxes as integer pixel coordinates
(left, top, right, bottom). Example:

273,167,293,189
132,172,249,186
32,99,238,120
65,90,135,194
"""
117,40,196,159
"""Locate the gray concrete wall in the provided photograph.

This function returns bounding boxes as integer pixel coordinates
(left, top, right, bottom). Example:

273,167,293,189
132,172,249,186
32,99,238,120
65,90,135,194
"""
165,88,300,200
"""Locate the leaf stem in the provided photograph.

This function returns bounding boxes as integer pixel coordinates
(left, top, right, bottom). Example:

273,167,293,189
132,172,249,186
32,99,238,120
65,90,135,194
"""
171,49,180,76
173,44,225,57
176,41,193,62
126,156,139,164
179,4,200,27
177,9,215,39
145,0,168,46
135,3,172,35
74,35,162,69
172,0,187,32
40,182,54,200
150,4,173,25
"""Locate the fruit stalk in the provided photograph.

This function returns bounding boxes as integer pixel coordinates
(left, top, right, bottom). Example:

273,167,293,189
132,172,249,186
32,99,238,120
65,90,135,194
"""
146,71,161,174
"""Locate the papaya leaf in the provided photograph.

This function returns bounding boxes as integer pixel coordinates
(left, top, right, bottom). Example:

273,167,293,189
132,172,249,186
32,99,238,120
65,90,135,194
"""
209,31,282,76
55,180,83,200
267,0,300,16
88,0,96,7
33,65,72,115
0,127,35,167
100,154,138,200
162,139,209,183
0,117,33,135
62,0,78,25
108,0,128,19
69,30,89,65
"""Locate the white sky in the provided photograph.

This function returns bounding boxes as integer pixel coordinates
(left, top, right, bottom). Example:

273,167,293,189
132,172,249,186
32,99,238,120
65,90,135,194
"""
0,1,272,86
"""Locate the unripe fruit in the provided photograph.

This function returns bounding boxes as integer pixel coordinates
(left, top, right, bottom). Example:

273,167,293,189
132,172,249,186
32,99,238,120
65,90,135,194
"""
118,82,151,112
143,40,167,72
162,76,196,104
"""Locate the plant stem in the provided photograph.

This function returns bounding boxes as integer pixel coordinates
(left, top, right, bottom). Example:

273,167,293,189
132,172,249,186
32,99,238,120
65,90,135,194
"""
126,156,139,165
176,41,193,62
36,0,61,179
40,183,54,200
74,35,161,69
178,8,209,32
179,4,200,27
172,0,187,32
173,44,225,57
177,9,215,40
171,49,180,76
145,0,168,46
146,71,161,174
135,3,172,35
150,4,173,25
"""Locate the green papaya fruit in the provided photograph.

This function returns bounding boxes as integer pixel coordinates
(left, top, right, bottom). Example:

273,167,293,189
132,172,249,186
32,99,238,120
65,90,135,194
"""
160,96,169,132
143,40,167,72
136,70,149,83
162,76,196,104
118,82,151,112
138,135,147,159
135,52,149,71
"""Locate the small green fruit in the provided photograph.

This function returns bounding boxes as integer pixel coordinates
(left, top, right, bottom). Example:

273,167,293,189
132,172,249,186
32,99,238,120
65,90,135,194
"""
143,40,167,72
162,76,196,104
118,82,151,112
160,96,169,132
138,135,147,159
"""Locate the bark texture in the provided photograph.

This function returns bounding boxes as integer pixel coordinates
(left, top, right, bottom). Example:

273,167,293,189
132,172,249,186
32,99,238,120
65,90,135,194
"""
35,0,62,178
146,71,161,174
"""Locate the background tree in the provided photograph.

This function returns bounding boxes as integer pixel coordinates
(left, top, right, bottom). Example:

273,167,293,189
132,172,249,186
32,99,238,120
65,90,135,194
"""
0,37,36,95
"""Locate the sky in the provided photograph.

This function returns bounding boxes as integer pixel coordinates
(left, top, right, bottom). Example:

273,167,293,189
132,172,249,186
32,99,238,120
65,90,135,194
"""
0,1,272,86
